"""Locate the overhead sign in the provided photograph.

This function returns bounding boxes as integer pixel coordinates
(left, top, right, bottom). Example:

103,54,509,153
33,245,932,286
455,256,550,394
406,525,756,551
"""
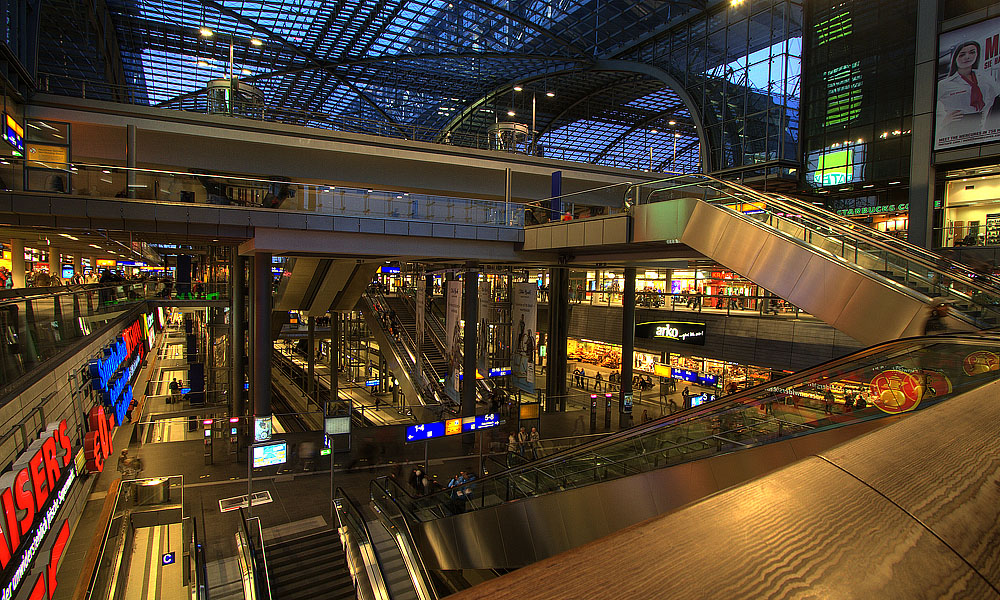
635,321,706,345
406,414,501,442
3,115,23,153
380,266,400,274
161,552,176,566
0,420,76,600
324,416,350,436
95,259,116,267
251,442,287,468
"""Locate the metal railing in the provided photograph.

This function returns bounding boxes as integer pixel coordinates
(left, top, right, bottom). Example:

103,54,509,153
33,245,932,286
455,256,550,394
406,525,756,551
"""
370,479,439,600
0,156,523,228
335,488,391,600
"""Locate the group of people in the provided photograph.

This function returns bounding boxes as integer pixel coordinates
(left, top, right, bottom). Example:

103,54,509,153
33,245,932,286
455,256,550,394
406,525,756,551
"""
822,389,868,415
573,367,654,393
507,426,540,458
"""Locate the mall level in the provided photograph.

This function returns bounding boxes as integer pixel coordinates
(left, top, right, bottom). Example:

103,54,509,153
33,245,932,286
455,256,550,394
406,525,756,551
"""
0,0,998,598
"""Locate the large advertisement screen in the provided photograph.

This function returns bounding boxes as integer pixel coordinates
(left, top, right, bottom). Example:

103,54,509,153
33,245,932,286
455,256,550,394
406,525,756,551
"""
445,281,462,402
936,16,1000,150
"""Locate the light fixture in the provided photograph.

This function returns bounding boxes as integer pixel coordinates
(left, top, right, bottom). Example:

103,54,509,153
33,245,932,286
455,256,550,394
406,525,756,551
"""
197,60,209,67
507,110,516,116
199,26,213,37
889,181,901,185
668,120,676,125
675,132,681,137
513,85,523,92
546,91,555,97
89,244,101,249
651,129,658,134
59,234,79,241
241,68,252,75
250,37,263,46
863,184,874,188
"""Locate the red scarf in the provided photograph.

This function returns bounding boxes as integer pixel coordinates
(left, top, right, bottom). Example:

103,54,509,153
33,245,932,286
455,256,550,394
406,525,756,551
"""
962,72,986,111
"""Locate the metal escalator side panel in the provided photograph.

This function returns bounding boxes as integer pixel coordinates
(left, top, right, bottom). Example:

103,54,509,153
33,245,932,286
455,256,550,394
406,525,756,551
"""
334,263,383,312
631,197,699,244
358,295,428,407
412,417,893,571
678,201,925,346
274,257,322,311
303,259,356,316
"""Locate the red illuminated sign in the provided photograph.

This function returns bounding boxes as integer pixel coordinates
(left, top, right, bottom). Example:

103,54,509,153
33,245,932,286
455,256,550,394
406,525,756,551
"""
83,407,114,473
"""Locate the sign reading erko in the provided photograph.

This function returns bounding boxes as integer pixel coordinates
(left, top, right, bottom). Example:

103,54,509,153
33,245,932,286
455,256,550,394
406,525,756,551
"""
635,321,707,345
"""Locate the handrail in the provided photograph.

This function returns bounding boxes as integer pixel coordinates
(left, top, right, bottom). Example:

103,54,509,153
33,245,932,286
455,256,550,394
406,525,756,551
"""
370,478,439,600
375,331,1000,520
237,509,271,600
364,287,446,397
335,487,391,600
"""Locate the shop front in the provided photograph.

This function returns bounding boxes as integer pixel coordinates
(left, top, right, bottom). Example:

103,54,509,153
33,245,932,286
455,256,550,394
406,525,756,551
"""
942,173,1000,247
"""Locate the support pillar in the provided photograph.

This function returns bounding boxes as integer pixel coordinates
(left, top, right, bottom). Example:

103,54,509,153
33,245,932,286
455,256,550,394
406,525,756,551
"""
48,246,61,280
620,267,636,429
73,253,82,279
907,0,939,249
252,253,272,417
462,266,478,448
307,316,316,401
545,267,570,411
126,124,137,199
10,239,24,288
329,313,339,403
230,254,246,418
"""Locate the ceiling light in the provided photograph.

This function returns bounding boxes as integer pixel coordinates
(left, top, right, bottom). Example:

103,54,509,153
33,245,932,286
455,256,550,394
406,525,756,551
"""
200,27,213,37
650,129,658,134
507,110,516,116
546,91,555,97
862,184,874,188
59,234,79,241
668,120,676,125
89,244,101,249
250,37,263,46
889,181,901,185
197,60,209,67
241,68,252,75
675,133,680,137
513,85,523,92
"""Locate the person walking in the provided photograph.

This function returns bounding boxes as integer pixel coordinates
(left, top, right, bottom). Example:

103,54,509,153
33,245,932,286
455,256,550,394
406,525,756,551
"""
594,371,603,392
507,433,518,454
823,390,835,414
168,378,181,404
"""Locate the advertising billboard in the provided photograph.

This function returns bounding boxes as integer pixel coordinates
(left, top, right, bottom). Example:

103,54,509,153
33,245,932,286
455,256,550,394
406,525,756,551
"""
511,283,537,393
936,16,1000,150
445,281,462,402
805,142,866,188
252,442,287,468
634,321,707,345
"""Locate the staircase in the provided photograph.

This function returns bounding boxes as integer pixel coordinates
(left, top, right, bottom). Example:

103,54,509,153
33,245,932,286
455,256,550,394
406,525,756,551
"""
385,295,449,381
266,531,355,600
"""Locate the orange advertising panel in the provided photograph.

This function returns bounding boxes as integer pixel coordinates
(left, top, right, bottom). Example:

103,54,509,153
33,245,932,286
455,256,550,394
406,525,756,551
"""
444,418,462,436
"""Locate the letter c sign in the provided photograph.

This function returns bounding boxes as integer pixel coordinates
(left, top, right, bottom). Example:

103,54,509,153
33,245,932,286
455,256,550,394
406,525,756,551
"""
83,406,114,473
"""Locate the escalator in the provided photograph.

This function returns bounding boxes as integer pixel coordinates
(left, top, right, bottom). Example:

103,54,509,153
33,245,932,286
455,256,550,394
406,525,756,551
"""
370,332,1000,572
627,174,1000,345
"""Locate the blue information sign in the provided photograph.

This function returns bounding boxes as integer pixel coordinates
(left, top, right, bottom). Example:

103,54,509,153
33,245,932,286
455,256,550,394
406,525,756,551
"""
462,413,500,432
405,422,445,442
162,552,176,566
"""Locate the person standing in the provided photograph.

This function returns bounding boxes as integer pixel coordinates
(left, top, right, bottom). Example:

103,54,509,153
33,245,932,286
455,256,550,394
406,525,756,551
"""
517,427,529,456
168,378,181,404
681,386,691,410
529,427,540,459
823,390,835,414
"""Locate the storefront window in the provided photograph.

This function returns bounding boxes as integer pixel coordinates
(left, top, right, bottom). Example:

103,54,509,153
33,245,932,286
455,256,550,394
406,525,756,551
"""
943,175,1000,247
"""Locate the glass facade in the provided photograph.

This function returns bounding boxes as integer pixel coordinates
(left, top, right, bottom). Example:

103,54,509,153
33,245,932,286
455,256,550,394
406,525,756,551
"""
802,0,916,192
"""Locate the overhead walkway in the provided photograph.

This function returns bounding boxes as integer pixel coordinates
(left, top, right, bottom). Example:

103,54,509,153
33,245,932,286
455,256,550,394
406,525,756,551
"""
525,175,1000,346
370,332,1000,573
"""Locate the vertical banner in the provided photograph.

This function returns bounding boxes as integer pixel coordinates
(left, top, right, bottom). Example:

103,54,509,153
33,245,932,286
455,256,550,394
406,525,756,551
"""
445,281,462,401
512,283,537,393
477,279,491,377
415,280,425,385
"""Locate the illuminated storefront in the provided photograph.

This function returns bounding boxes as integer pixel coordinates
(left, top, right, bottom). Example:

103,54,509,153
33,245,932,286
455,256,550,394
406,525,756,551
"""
941,173,1000,247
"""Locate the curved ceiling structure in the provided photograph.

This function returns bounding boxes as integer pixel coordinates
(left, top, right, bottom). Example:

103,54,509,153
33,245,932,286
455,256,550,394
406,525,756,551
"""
34,0,802,175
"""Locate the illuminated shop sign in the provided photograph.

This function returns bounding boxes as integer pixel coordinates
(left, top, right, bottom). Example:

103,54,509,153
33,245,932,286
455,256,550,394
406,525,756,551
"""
635,321,706,346
380,266,400,274
836,200,942,217
83,406,114,474
143,312,156,351
88,318,145,425
0,421,76,600
405,413,501,442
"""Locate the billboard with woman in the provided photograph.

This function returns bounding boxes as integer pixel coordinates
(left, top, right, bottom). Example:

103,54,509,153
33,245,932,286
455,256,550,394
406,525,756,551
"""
936,17,1000,150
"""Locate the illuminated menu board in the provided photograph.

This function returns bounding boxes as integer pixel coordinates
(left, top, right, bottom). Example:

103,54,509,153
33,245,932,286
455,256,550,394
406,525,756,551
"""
3,114,23,153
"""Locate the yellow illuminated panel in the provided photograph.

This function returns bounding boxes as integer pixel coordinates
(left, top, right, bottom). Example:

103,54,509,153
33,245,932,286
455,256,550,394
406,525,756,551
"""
444,418,462,436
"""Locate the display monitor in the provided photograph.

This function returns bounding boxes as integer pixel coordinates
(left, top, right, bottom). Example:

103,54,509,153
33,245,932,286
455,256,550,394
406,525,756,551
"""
3,114,23,153
61,266,74,279
252,442,287,468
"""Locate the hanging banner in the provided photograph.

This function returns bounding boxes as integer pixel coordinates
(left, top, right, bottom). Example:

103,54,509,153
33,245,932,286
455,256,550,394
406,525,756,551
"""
415,280,425,385
445,281,463,402
477,279,491,377
512,283,537,393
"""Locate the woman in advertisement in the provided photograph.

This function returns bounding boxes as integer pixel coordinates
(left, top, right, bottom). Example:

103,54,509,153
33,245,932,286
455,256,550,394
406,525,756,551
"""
937,41,1000,143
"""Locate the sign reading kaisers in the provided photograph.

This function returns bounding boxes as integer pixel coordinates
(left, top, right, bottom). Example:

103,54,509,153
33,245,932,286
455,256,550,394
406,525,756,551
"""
635,321,706,345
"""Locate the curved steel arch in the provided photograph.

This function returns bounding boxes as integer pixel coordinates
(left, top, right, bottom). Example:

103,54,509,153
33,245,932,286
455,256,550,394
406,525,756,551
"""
438,59,712,171
593,60,711,172
535,74,649,139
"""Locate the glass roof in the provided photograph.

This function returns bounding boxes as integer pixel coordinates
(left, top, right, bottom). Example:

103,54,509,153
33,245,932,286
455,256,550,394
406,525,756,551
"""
34,0,801,173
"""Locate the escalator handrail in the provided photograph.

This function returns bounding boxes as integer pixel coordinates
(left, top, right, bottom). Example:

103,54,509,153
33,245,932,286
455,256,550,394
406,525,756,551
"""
379,331,999,516
335,487,392,600
702,176,1000,303
364,288,445,388
369,478,439,600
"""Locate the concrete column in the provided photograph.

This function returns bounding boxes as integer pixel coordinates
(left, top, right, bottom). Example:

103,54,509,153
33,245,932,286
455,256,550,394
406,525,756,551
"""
620,267,636,429
545,267,570,411
252,252,272,416
230,254,246,418
462,267,479,423
48,246,61,279
907,0,939,249
126,124,137,199
73,253,82,278
307,316,316,400
10,239,24,288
